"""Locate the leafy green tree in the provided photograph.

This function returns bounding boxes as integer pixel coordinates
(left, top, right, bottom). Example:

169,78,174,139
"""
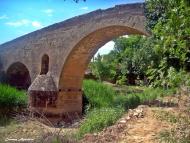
89,35,158,85
145,0,170,30
90,54,116,82
89,0,190,88
114,36,157,85
145,0,190,87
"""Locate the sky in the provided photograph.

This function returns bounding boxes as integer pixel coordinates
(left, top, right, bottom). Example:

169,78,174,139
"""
0,0,144,55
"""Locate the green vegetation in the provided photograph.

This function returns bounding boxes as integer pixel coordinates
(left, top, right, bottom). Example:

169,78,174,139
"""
90,0,190,89
0,84,27,114
78,80,176,138
83,80,116,109
0,84,27,126
145,0,190,88
78,107,124,137
78,80,125,138
1,0,190,142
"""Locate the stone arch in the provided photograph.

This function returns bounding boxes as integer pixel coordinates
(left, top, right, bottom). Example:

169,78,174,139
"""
59,25,147,91
57,25,147,114
6,62,31,90
40,54,49,75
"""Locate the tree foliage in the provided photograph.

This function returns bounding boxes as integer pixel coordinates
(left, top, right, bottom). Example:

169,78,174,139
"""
90,36,156,85
145,0,190,87
89,0,190,88
90,54,116,82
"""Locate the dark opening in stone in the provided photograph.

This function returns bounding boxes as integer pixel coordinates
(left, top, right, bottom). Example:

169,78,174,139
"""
40,54,49,75
6,62,31,90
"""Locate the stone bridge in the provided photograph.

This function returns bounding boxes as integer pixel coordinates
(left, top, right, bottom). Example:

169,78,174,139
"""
0,3,148,123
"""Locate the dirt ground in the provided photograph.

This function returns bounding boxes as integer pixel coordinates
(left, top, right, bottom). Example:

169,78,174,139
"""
119,107,172,143
81,94,190,143
0,118,78,143
81,106,175,143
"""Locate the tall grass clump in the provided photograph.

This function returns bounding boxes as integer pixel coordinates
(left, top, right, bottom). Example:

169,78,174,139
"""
79,80,176,138
0,84,27,114
78,107,124,138
113,94,141,109
83,80,117,109
78,80,125,138
134,87,176,103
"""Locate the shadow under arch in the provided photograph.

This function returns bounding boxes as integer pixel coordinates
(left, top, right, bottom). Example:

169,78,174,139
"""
59,25,147,91
6,62,31,90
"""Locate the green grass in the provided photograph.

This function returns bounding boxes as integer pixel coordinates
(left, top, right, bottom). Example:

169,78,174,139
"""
114,87,176,110
79,80,176,138
133,87,176,103
113,85,145,94
83,80,116,109
77,107,124,138
0,84,27,114
79,80,126,138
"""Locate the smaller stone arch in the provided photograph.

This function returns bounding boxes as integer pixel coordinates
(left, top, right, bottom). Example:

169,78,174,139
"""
6,62,31,90
40,54,49,75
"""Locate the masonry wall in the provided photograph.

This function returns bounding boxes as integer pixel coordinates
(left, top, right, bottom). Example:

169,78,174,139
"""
0,3,148,119
0,3,147,88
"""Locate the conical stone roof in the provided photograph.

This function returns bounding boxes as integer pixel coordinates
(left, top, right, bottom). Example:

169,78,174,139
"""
28,74,57,91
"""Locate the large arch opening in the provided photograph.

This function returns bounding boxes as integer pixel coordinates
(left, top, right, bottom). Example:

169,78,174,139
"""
59,26,147,91
57,25,147,113
6,62,31,90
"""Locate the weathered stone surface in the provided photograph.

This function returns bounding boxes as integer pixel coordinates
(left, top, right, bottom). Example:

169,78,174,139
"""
28,74,57,91
0,3,148,122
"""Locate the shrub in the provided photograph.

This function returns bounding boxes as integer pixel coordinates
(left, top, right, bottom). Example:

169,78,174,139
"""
83,80,116,109
0,84,27,113
114,94,140,109
80,80,126,138
148,67,190,88
116,75,127,85
114,87,176,110
80,80,176,138
78,107,124,138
